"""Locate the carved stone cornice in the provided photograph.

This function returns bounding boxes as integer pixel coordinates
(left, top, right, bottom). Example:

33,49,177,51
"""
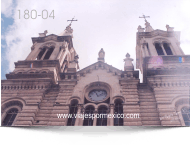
150,81,190,88
39,42,56,50
6,72,54,79
32,34,73,49
147,68,190,76
137,29,175,45
1,83,49,91
15,60,60,69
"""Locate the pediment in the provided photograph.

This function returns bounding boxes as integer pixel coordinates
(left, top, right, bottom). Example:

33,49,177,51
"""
44,34,58,41
137,29,175,40
77,61,122,77
32,34,58,44
31,34,73,48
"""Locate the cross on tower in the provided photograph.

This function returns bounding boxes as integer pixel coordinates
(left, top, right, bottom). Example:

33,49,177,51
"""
67,16,78,25
139,14,150,21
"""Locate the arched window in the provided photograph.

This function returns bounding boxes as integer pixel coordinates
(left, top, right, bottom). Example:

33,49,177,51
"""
67,100,78,126
155,43,164,55
181,107,190,126
2,108,18,126
114,99,123,126
44,47,54,60
83,106,95,126
37,48,46,60
97,106,107,126
36,47,55,60
163,43,173,55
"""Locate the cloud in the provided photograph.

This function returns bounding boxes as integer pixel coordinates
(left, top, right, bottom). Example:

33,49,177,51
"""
1,44,6,48
1,0,14,17
2,0,190,76
1,35,5,40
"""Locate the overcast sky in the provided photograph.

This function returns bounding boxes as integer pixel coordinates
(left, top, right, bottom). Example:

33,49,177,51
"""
1,0,190,79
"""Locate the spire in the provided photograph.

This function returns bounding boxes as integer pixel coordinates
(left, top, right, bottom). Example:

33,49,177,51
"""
98,48,105,62
124,53,134,71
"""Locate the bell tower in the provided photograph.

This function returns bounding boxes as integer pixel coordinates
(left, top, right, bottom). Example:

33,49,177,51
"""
136,17,186,81
6,24,79,84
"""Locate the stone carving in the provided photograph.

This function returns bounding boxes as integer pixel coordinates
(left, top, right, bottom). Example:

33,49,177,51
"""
98,48,105,58
98,48,105,62
152,38,171,45
166,25,174,32
124,53,134,71
145,20,154,32
44,35,57,41
39,30,48,37
74,54,79,62
65,24,73,34
140,37,147,44
137,25,145,32
59,24,74,37
40,42,56,49
60,41,68,50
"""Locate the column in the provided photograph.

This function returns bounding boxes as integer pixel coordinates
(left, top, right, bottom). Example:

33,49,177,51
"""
93,110,98,126
75,104,83,126
61,62,66,72
149,43,158,56
71,75,74,79
57,48,65,60
160,43,167,55
65,75,68,79
141,45,146,57
41,49,49,60
143,43,149,56
109,104,115,126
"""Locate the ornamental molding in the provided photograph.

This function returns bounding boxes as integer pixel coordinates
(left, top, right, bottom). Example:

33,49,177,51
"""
44,35,57,41
150,81,190,88
76,62,122,79
152,38,171,45
1,84,48,90
40,42,56,49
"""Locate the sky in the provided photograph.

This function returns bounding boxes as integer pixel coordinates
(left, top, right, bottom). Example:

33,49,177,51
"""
1,0,190,145
1,0,190,80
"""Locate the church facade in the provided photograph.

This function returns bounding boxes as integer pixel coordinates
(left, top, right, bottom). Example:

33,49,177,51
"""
1,20,190,126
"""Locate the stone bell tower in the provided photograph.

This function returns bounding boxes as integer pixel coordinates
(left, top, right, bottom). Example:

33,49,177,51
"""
1,23,80,126
135,16,190,126
9,24,79,84
136,18,186,81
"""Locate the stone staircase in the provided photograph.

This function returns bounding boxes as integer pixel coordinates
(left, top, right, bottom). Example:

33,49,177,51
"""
33,85,60,126
138,83,161,126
